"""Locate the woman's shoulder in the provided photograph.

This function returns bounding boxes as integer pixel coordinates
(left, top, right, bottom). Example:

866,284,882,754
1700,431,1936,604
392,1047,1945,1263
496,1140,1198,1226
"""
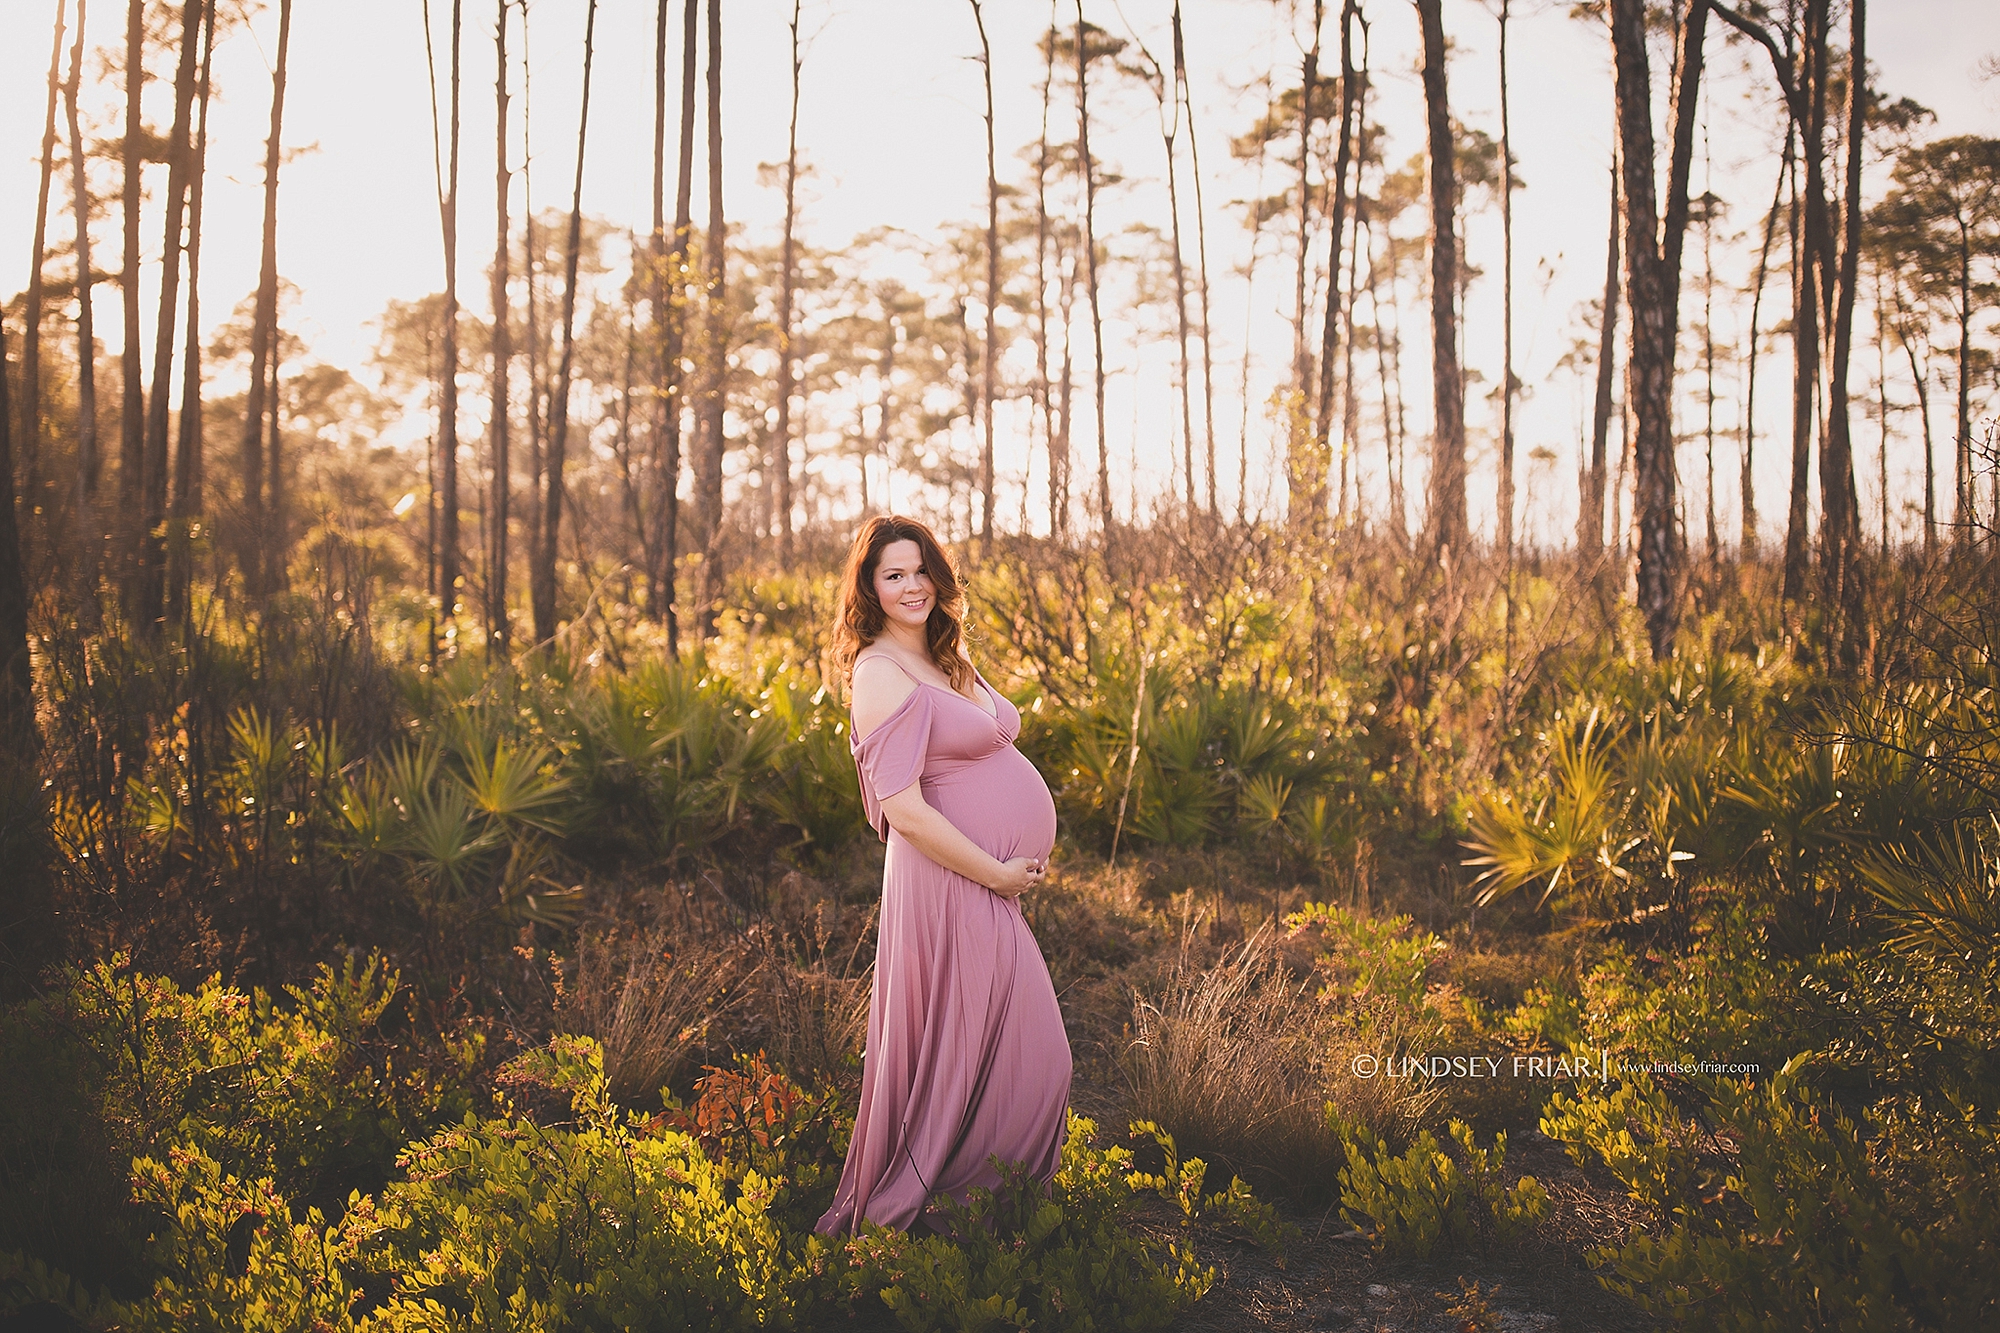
850,650,921,739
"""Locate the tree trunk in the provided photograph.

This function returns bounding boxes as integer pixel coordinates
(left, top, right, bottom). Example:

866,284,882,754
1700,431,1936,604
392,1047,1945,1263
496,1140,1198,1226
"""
1416,0,1465,557
1076,7,1111,537
971,0,999,543
1143,22,1195,516
265,307,286,590
239,0,292,600
1581,157,1620,559
1310,0,1362,535
1703,193,1718,564
531,0,596,649
488,0,511,653
167,0,213,626
1743,118,1793,560
22,0,68,512
1954,220,1972,543
1056,238,1076,536
63,0,98,531
1036,6,1063,539
1890,285,1934,551
874,311,897,508
1784,0,1829,594
1820,0,1865,655
0,320,31,747
1338,169,1364,526
652,0,696,648
430,0,465,629
1174,4,1218,518
777,0,803,564
696,0,726,636
137,0,203,632
1609,0,1706,659
1496,0,1515,566
120,0,144,540
1364,205,1405,539
1293,1,1322,397
1875,266,1890,553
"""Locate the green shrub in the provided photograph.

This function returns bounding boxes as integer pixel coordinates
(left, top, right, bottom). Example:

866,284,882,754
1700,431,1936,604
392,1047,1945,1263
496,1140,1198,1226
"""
2,1145,359,1333
1329,1111,1547,1258
659,1050,852,1236
344,1035,806,1331
0,953,478,1289
1283,901,1440,1009
1543,1056,2000,1329
829,1115,1290,1333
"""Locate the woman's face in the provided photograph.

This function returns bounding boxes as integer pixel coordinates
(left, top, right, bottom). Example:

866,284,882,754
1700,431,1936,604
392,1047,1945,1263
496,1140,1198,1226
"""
871,539,935,634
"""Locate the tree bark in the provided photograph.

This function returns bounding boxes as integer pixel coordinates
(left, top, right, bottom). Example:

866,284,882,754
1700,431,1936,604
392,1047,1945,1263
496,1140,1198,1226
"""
239,0,291,600
1820,0,1864,656
1743,117,1794,560
429,0,465,629
1416,0,1465,557
971,0,999,543
1955,214,1971,542
0,320,31,748
1293,1,1323,397
265,298,285,590
1036,7,1064,539
1610,0,1706,659
488,0,511,653
1785,0,1829,594
696,0,726,636
137,0,203,631
652,0,697,648
1076,8,1111,536
1174,5,1218,518
63,0,98,530
1496,0,1516,566
1311,0,1362,535
120,0,143,536
1889,284,1934,550
22,0,68,512
530,0,596,649
777,0,804,564
1581,157,1620,559
1142,24,1195,516
167,0,213,626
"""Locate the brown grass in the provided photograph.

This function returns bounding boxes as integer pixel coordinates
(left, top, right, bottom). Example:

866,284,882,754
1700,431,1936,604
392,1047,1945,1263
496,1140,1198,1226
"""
553,893,758,1107
1122,920,1352,1199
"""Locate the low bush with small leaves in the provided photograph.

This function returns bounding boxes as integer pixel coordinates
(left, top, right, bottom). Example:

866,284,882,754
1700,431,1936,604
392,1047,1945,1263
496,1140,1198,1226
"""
830,1116,1293,1333
1329,1110,1549,1259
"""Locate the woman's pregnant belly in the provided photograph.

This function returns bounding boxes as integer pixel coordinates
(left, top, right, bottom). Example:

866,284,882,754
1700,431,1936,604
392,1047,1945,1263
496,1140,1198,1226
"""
922,746,1058,863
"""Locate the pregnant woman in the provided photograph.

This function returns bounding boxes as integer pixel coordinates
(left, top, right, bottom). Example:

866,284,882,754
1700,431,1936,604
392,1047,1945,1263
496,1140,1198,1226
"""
815,515,1072,1236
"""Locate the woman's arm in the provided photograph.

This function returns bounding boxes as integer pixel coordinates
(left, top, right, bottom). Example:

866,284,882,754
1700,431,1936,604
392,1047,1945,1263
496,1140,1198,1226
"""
878,785,1042,897
852,655,1042,897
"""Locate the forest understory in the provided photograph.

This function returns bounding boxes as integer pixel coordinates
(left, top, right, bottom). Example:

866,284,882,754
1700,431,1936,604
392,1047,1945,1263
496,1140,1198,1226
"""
3,528,1997,1331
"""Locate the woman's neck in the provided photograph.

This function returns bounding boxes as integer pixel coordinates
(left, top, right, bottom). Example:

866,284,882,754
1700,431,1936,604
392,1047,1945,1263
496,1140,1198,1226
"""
878,620,930,659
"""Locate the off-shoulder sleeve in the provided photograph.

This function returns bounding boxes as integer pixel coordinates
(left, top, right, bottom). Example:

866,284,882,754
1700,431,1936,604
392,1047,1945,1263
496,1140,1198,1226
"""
851,687,934,841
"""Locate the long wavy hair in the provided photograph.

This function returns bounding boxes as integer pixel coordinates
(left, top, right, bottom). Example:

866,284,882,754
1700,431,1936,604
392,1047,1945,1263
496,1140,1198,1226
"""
829,515,973,694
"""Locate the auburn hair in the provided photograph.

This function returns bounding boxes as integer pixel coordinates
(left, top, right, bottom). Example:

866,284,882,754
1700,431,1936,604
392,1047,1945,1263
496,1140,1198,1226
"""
829,515,973,695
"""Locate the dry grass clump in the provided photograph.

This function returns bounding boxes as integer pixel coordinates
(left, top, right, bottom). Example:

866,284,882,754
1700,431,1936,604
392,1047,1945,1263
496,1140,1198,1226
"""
740,880,874,1089
554,892,759,1106
750,957,871,1090
1123,923,1348,1199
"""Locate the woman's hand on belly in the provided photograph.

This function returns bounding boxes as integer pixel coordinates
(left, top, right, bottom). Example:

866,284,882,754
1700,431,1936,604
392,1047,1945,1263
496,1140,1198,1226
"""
879,785,1045,894
986,855,1048,898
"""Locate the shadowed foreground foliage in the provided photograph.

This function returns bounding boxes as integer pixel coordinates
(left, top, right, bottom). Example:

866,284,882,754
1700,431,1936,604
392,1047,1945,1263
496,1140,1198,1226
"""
3,528,1998,1326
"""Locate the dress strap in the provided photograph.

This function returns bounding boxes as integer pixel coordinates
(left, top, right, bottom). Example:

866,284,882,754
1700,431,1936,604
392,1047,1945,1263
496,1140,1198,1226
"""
855,650,921,684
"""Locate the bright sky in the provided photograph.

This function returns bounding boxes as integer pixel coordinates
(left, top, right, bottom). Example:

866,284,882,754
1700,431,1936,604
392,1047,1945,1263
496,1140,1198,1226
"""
4,0,1998,544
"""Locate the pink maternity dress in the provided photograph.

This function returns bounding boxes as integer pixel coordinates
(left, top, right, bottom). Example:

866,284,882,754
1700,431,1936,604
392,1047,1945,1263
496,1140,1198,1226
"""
814,658,1072,1235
